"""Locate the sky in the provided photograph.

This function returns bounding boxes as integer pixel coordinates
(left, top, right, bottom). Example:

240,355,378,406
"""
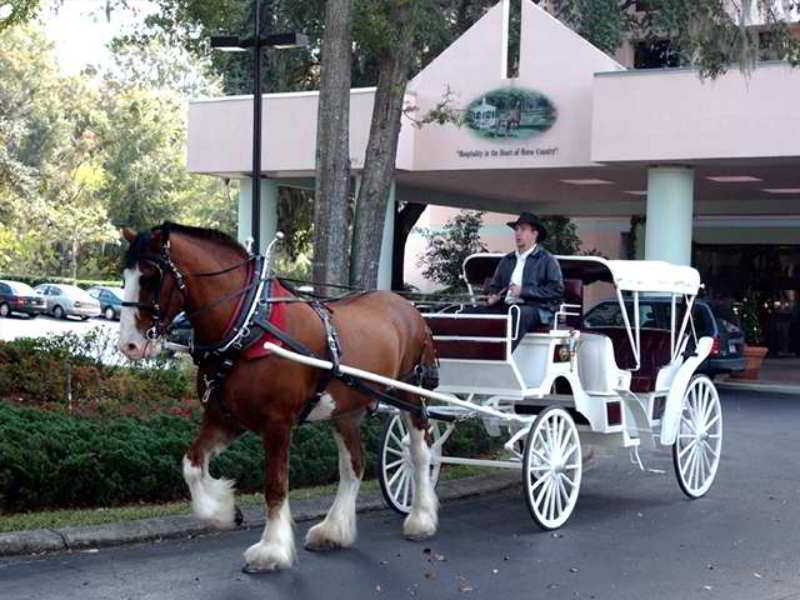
43,0,154,75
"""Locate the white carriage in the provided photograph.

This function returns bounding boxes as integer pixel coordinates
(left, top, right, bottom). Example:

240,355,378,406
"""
265,253,722,530
374,253,723,529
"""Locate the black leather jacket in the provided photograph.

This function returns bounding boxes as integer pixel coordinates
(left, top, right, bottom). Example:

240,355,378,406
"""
486,246,565,312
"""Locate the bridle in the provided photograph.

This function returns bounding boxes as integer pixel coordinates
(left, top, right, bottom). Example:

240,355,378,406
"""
121,226,255,342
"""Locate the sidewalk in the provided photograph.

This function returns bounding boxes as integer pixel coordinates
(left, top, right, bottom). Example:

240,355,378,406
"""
0,472,518,558
716,356,800,395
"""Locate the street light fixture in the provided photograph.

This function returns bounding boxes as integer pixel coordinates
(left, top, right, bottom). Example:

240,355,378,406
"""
211,13,307,254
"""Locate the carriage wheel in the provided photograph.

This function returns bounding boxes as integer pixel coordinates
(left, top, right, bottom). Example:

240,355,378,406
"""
522,406,582,530
378,414,445,515
672,375,723,499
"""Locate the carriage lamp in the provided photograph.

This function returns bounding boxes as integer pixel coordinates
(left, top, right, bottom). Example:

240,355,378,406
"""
210,12,307,254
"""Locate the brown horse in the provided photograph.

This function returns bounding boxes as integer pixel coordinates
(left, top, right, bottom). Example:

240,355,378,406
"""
117,222,439,572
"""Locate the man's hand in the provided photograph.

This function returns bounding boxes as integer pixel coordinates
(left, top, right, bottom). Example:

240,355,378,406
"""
508,284,522,298
486,293,500,306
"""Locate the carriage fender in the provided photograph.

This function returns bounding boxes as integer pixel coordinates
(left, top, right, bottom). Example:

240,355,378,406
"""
659,336,713,446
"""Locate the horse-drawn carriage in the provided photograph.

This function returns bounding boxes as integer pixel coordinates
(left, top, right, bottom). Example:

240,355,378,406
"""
268,252,723,530
119,224,721,571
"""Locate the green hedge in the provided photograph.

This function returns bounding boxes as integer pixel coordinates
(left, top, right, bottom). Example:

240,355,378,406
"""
0,402,497,512
0,273,119,290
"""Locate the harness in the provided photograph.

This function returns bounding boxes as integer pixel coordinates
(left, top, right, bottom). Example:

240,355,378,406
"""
123,224,438,425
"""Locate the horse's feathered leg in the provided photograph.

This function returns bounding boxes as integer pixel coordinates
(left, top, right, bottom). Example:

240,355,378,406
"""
305,410,365,551
243,422,295,572
183,416,241,529
402,410,439,540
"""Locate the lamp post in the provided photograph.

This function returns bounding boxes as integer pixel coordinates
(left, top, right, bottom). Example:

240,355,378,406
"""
211,9,307,254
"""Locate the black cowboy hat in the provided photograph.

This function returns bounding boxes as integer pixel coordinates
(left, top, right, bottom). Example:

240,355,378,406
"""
506,212,547,241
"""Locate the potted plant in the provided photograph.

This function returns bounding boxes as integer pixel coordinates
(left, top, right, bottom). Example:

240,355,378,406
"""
731,294,768,380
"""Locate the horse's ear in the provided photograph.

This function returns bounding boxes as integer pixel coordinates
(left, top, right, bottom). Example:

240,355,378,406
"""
121,228,137,243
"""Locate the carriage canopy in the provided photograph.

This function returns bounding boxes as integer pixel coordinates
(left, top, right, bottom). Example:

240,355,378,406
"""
463,254,701,296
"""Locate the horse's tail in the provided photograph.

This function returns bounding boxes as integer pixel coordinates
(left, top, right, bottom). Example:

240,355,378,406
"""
417,325,439,391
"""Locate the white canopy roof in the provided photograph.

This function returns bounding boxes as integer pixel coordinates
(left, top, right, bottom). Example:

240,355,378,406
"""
463,253,702,296
555,256,702,295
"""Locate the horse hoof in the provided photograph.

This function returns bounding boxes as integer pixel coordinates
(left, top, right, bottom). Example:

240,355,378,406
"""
304,538,341,553
241,564,275,575
234,505,244,527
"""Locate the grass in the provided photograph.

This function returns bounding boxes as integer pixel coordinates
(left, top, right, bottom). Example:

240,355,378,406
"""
0,465,487,534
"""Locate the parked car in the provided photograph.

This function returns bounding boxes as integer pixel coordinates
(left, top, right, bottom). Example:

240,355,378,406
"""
87,286,124,320
583,297,745,377
167,311,193,348
0,279,47,319
33,283,102,320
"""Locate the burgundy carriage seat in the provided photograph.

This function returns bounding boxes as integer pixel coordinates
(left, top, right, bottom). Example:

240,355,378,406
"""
560,278,583,329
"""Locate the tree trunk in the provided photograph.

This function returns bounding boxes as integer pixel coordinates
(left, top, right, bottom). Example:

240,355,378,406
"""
349,0,416,289
391,202,426,291
312,0,353,293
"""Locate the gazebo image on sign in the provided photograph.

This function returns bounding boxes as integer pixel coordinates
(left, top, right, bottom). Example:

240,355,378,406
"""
465,87,557,140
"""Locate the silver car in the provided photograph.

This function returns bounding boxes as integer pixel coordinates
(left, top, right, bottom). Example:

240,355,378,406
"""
33,283,102,320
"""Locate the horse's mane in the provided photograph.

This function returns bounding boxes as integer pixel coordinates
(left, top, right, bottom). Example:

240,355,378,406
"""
163,222,247,258
123,221,247,269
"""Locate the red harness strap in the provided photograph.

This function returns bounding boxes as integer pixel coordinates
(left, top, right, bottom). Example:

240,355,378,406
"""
241,280,290,360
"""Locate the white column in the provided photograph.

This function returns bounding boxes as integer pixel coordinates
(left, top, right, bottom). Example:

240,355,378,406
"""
644,166,694,266
237,178,278,254
377,180,396,290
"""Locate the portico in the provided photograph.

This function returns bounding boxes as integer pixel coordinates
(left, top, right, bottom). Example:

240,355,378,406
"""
186,0,800,285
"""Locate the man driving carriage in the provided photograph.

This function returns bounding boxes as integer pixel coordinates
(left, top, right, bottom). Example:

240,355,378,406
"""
481,212,565,349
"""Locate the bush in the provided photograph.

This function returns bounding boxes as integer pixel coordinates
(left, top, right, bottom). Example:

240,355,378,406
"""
0,401,496,512
0,273,119,290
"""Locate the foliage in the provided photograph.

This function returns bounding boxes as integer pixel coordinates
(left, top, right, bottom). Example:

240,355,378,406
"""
539,216,583,255
417,210,488,291
0,23,236,280
738,293,766,345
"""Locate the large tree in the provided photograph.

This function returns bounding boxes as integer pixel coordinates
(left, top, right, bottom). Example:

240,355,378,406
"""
312,0,353,291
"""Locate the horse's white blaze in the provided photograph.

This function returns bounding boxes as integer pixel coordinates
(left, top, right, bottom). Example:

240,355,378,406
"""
305,393,336,422
244,499,296,571
118,266,161,359
402,414,439,540
305,431,361,549
182,454,236,529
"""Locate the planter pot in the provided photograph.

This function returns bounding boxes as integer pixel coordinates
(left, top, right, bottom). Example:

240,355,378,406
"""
730,345,768,380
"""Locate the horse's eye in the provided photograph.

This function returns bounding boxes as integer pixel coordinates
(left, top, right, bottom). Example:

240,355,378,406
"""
140,275,159,289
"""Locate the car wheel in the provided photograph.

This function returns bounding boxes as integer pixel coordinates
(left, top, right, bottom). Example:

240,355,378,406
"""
53,305,65,319
80,316,89,321
28,313,38,319
105,307,116,320
0,303,9,318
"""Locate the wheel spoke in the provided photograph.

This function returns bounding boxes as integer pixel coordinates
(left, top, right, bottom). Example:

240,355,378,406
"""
384,458,405,470
401,471,410,507
701,438,719,458
678,438,696,460
559,471,575,491
554,478,564,516
534,474,551,512
388,431,405,449
388,464,405,489
530,472,549,492
384,446,404,458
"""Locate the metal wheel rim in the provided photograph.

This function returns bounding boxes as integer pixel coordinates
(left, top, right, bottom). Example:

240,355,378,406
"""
379,414,444,514
673,376,723,498
105,307,115,320
0,304,9,317
54,306,63,319
523,407,582,530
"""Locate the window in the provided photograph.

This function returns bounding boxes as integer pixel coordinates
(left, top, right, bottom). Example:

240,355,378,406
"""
633,38,680,69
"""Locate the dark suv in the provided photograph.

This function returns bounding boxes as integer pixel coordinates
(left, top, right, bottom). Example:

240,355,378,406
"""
0,279,47,319
583,297,745,377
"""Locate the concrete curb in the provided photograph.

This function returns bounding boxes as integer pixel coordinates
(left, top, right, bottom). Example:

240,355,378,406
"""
0,472,518,558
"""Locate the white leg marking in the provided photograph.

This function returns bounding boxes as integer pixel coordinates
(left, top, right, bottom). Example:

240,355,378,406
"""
305,393,336,422
244,499,296,571
182,454,236,529
403,415,439,540
305,431,361,551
